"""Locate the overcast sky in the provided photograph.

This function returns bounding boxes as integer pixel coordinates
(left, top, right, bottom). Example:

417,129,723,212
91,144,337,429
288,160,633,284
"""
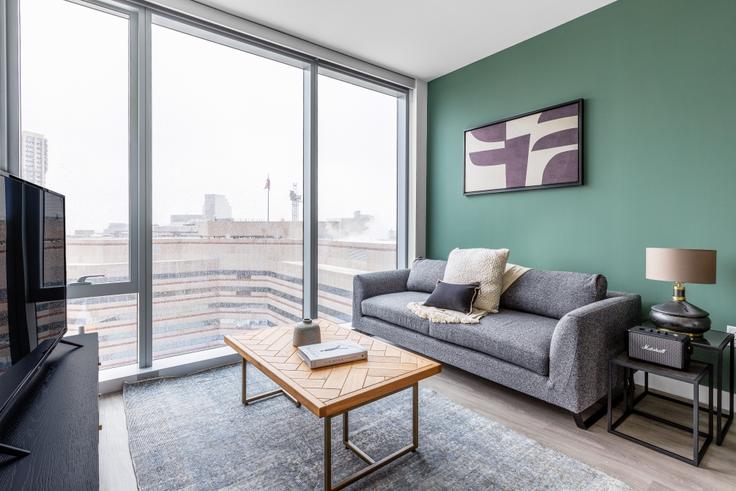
20,0,398,239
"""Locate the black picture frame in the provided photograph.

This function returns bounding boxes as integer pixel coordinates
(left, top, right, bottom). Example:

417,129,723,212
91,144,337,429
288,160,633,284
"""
463,99,583,196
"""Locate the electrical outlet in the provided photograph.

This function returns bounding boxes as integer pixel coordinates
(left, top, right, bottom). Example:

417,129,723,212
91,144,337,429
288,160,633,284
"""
727,325,736,335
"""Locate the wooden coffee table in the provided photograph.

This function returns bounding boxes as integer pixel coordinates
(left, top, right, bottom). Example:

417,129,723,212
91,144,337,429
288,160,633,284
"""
224,322,441,491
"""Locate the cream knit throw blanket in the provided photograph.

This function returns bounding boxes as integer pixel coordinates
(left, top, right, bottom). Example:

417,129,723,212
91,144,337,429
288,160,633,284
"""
407,263,531,324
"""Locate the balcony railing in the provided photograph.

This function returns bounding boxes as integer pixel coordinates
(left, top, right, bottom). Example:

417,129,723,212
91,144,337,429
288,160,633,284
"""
66,237,396,368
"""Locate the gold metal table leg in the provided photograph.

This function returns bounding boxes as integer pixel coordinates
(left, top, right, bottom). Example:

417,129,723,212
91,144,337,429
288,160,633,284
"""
241,359,300,407
323,383,419,491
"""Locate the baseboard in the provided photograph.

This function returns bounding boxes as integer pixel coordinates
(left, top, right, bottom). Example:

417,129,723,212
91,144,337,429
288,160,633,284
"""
98,347,241,394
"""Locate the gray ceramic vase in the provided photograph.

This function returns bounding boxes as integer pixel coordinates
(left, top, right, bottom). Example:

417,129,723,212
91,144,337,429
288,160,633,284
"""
292,318,321,347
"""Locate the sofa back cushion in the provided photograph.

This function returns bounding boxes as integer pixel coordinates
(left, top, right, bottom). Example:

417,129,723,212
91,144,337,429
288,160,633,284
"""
407,258,446,293
500,270,607,319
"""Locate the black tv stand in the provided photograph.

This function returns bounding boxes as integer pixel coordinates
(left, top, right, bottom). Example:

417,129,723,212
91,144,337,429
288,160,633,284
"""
0,336,87,459
59,338,84,348
0,334,99,489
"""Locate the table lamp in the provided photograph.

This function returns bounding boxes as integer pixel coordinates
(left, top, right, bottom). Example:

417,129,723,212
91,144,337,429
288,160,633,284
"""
645,248,717,337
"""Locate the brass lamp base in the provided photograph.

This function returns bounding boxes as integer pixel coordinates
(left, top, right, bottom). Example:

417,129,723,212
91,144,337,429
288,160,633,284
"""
649,283,711,337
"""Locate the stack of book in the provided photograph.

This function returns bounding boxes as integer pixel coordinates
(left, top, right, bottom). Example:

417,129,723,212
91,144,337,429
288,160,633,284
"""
297,340,367,369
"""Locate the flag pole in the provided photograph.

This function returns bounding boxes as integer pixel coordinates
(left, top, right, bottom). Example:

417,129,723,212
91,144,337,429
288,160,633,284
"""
265,174,271,222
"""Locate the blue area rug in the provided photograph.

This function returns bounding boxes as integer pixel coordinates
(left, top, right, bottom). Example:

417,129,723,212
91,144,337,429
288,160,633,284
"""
123,364,629,490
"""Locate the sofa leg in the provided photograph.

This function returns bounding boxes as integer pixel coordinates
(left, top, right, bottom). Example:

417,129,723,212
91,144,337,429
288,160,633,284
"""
573,409,602,429
572,395,611,430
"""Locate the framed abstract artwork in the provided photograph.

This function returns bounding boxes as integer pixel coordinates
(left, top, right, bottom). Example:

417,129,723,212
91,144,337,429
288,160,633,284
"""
464,99,583,195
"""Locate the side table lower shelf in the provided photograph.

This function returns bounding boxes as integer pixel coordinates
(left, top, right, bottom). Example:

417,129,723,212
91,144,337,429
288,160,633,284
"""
640,322,734,445
607,354,713,466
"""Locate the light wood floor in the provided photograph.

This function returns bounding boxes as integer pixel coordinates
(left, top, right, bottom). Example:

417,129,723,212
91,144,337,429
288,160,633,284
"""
99,365,736,491
99,394,137,491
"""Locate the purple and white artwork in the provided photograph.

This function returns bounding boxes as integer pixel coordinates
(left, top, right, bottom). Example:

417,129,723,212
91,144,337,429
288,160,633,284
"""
464,100,582,195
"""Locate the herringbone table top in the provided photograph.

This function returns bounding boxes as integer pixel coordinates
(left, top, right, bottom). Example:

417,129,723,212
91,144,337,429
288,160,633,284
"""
224,322,441,417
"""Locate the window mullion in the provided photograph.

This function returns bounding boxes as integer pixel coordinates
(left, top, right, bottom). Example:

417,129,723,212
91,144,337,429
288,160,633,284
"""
135,7,153,368
303,63,318,320
397,94,409,269
4,0,21,175
1,1,6,171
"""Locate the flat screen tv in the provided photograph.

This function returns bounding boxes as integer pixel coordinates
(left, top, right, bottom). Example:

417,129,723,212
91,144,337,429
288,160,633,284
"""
0,172,68,456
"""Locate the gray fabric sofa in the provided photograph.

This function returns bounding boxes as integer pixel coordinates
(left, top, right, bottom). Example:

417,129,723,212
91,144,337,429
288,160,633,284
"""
352,260,641,428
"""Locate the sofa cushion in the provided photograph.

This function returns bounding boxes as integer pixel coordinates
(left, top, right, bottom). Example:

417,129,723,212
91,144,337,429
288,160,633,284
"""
428,310,558,375
500,270,607,319
361,291,431,335
406,258,447,293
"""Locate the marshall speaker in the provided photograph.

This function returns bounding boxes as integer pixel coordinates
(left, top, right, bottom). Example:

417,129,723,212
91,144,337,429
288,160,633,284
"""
628,326,691,370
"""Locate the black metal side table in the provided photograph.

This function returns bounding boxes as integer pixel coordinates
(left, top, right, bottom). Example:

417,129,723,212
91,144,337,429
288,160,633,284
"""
607,353,713,466
691,330,734,445
642,323,734,445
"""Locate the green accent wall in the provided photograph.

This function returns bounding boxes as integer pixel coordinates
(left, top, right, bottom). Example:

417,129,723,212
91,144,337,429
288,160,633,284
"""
427,0,736,332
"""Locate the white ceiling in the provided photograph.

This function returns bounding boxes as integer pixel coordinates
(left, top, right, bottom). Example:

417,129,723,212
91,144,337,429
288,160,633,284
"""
198,0,616,81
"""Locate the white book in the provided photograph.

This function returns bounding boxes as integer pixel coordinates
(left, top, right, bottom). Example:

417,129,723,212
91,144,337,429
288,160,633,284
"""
297,340,368,369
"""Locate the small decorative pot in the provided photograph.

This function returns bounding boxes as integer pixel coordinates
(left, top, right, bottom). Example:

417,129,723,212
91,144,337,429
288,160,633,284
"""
292,318,321,347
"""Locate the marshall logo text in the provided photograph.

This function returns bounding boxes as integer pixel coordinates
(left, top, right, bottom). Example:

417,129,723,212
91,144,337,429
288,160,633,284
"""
642,344,666,354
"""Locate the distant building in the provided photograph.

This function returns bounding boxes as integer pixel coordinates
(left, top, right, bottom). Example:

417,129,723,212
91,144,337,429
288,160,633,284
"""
199,220,301,239
103,222,128,237
21,131,49,187
198,219,344,240
320,211,373,240
340,211,372,236
289,183,302,222
202,194,232,220
170,214,204,225
153,223,200,237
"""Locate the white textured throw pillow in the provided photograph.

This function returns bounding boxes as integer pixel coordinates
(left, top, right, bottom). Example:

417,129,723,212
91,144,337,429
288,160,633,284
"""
444,248,509,313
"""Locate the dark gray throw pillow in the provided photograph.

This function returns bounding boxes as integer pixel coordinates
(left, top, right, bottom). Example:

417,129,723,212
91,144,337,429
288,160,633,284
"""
423,281,480,314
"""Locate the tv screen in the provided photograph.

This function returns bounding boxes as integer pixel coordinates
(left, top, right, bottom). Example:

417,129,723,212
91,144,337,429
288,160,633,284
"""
0,173,66,377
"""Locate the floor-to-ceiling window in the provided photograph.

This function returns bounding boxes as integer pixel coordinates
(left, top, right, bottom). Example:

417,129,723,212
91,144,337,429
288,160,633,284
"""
150,19,305,360
16,0,409,371
20,0,139,368
317,73,403,323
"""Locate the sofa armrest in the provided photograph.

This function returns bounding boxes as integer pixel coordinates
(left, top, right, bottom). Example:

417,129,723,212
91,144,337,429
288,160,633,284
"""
352,269,410,324
548,292,642,411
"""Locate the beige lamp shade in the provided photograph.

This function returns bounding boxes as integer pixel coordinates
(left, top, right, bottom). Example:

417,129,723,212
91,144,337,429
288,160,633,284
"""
645,248,717,284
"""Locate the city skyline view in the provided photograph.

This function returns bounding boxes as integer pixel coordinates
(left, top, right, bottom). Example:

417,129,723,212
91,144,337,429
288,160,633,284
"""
21,0,399,239
16,141,395,243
